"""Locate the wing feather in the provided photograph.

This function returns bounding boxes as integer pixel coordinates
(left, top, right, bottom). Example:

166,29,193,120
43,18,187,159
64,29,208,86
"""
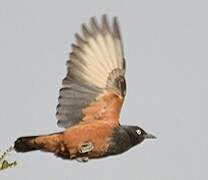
56,15,126,128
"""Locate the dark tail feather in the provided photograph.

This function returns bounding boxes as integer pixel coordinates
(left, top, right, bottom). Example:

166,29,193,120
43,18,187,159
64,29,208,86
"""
14,136,40,152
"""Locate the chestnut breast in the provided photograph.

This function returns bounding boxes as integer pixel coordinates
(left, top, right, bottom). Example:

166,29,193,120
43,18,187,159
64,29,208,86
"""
63,121,116,158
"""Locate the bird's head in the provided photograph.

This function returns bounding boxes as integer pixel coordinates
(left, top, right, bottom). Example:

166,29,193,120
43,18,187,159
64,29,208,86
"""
124,126,156,146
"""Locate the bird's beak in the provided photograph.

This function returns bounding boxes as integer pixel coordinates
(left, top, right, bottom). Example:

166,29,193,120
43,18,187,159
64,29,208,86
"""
144,133,157,139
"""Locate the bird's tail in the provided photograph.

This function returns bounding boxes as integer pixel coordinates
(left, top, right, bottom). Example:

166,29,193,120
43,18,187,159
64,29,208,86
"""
14,132,64,153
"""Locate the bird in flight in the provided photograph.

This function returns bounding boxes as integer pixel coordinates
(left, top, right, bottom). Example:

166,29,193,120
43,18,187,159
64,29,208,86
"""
14,15,156,162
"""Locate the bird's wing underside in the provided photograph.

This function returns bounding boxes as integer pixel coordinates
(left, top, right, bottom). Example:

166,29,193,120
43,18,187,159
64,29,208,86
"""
56,15,126,128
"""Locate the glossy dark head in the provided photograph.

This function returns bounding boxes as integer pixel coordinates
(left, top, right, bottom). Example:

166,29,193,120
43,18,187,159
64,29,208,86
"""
124,125,156,146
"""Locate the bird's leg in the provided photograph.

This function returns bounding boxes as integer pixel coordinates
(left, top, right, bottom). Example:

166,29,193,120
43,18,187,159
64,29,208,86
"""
73,142,93,162
78,142,94,154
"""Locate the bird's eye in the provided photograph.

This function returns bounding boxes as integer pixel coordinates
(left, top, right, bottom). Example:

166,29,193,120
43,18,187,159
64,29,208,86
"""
136,129,142,135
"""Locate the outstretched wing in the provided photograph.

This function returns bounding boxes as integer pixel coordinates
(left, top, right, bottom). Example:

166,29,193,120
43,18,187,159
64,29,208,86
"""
56,15,126,128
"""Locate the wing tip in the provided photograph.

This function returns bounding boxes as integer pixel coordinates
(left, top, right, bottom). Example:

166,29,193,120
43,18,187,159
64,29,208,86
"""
113,16,121,39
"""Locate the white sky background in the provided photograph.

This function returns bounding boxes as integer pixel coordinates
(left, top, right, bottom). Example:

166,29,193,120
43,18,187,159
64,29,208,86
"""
0,0,207,179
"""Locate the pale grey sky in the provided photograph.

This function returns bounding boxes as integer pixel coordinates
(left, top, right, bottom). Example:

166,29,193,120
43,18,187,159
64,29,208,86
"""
0,0,207,179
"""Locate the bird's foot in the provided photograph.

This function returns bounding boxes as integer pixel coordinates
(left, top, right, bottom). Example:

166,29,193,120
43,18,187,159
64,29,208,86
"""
76,157,89,163
79,142,94,154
